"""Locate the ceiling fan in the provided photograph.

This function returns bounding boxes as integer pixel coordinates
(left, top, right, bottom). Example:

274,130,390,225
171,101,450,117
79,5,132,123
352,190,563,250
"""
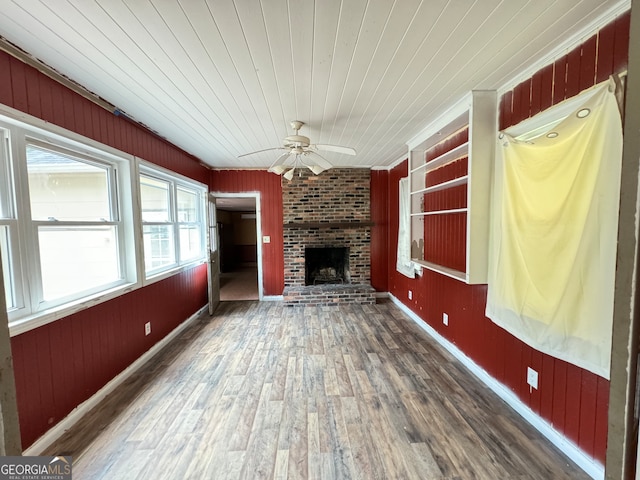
237,120,356,180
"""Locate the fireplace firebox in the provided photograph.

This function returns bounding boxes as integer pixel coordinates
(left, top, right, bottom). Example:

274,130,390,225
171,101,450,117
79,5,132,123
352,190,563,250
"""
305,247,350,285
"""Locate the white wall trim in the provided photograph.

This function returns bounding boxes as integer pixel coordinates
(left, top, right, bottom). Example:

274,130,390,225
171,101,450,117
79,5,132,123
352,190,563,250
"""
262,295,284,301
387,293,604,480
22,305,207,456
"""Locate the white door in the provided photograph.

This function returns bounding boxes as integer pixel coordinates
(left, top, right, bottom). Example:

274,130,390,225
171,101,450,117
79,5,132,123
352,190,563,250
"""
208,197,220,314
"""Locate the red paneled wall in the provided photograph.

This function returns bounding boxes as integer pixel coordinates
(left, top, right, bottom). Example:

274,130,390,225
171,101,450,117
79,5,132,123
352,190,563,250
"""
370,170,389,292
370,13,631,464
0,50,210,448
210,170,284,296
12,268,208,448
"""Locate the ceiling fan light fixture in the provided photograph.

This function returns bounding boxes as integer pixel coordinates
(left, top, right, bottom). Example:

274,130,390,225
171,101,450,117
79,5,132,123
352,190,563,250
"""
308,164,326,175
283,168,296,181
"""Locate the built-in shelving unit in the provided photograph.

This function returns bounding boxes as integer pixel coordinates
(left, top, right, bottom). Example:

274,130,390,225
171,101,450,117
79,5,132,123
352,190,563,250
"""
407,90,497,284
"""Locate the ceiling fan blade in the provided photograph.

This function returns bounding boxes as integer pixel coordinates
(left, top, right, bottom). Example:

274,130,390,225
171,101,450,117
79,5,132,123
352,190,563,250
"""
237,147,286,158
313,144,356,155
283,168,296,181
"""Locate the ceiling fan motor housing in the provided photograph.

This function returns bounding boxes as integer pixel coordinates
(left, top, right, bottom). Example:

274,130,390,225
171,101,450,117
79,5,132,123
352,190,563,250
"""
283,134,310,148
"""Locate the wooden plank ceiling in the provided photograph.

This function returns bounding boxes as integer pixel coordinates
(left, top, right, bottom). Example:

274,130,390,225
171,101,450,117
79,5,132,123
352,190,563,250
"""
0,0,628,169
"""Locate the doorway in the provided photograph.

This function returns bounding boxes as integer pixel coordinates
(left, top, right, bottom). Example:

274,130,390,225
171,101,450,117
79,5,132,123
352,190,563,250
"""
211,193,263,301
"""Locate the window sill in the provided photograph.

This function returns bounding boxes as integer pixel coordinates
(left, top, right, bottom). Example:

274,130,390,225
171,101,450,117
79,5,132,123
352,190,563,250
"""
9,258,207,337
142,258,207,286
9,281,138,337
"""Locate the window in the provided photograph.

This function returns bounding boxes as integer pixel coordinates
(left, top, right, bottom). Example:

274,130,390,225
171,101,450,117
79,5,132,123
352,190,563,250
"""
0,107,208,331
27,143,122,302
140,164,206,277
0,113,139,328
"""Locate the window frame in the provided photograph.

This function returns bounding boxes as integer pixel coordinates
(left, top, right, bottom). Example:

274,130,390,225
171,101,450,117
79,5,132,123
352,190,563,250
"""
0,104,142,335
138,160,207,283
24,139,127,308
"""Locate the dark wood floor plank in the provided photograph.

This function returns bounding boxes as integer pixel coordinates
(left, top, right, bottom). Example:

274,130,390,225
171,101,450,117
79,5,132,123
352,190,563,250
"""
43,300,590,479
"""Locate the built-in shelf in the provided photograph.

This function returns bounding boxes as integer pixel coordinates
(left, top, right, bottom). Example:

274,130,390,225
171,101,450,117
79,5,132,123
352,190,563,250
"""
284,221,374,229
410,142,469,174
412,259,467,282
410,175,468,196
411,207,468,217
407,90,496,285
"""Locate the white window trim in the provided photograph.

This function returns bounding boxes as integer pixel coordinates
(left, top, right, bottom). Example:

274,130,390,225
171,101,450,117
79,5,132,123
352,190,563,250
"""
137,159,207,286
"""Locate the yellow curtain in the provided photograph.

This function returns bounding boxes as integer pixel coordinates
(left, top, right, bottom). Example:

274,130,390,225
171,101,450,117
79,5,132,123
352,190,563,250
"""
486,80,622,379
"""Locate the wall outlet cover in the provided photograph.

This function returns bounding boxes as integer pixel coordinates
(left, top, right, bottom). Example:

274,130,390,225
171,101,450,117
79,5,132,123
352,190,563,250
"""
145,322,151,336
527,367,538,390
443,312,449,326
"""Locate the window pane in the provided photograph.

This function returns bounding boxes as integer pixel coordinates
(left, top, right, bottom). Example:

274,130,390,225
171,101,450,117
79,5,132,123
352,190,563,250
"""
143,225,175,271
38,225,120,301
27,145,111,221
179,225,202,261
0,226,14,309
141,176,170,222
177,187,198,222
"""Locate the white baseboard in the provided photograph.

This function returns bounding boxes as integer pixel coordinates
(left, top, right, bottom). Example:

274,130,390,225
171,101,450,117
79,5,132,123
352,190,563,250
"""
262,295,283,301
387,293,604,480
375,291,389,298
23,305,208,456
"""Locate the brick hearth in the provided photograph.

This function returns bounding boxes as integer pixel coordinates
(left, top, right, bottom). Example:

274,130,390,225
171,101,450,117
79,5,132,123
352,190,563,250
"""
282,168,375,305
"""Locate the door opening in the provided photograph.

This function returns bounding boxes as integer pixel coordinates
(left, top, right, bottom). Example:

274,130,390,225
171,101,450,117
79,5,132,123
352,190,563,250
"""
211,193,263,301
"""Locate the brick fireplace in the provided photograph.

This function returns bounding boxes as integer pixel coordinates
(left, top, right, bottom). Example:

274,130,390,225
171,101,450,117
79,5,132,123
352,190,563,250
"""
282,168,376,305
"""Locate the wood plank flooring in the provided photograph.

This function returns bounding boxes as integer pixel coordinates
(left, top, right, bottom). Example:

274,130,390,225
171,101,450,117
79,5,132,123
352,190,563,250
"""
44,300,590,479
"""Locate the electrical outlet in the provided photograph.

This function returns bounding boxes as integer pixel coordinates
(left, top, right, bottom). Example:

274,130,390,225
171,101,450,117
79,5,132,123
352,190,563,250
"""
408,290,412,300
443,312,449,326
527,367,538,390
145,322,151,336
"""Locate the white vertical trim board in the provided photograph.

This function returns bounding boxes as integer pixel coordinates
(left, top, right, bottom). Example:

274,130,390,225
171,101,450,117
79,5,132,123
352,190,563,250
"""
387,293,604,480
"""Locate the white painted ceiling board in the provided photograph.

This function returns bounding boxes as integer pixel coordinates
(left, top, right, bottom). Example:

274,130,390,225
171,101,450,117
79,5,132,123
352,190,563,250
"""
0,0,629,169
333,0,422,149
309,1,341,137
244,2,289,135
288,0,315,125
318,0,368,143
337,0,430,151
